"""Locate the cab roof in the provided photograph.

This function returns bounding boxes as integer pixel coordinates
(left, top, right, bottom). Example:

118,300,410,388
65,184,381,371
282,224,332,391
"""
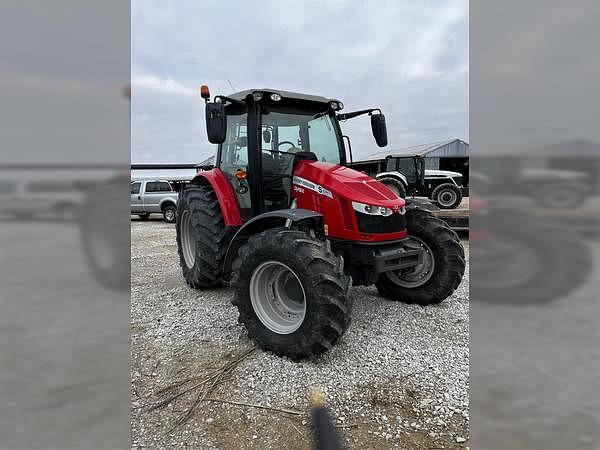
228,89,334,104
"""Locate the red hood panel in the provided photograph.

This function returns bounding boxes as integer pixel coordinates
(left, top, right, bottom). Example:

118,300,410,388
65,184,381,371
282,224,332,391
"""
295,161,405,207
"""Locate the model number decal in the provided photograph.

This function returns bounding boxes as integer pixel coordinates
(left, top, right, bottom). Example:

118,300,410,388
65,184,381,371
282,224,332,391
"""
292,176,333,199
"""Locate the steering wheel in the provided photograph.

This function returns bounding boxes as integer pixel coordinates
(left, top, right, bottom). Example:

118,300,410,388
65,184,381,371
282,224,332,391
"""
277,141,297,151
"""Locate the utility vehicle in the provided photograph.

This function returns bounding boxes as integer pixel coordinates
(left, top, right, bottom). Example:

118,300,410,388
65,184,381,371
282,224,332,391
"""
352,155,465,209
176,87,465,359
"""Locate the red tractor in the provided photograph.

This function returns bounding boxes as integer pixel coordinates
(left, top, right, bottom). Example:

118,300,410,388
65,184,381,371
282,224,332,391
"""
176,87,465,359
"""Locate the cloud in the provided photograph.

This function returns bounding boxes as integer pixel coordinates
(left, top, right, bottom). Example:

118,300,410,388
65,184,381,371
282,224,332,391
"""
132,74,195,97
132,0,468,163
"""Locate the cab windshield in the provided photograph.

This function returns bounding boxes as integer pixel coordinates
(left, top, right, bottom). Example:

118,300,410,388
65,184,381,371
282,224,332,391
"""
260,110,342,164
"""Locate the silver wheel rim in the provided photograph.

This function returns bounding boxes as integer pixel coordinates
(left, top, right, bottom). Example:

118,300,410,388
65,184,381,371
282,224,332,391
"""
438,189,457,207
249,261,306,334
165,208,175,222
180,210,195,268
387,236,435,287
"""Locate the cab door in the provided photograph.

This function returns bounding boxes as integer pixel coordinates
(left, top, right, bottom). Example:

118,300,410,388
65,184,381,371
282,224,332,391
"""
218,112,252,220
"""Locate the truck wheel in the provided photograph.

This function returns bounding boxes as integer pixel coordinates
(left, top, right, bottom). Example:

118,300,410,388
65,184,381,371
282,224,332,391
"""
138,213,150,220
162,204,176,223
431,183,462,209
378,177,406,198
231,228,352,360
376,209,465,305
176,184,231,288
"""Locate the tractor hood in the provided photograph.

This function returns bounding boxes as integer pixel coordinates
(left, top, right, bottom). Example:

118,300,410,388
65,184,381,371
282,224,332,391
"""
294,161,405,209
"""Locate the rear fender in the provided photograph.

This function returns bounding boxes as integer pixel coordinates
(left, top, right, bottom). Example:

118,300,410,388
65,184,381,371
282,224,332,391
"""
191,169,242,226
376,171,408,188
222,209,323,273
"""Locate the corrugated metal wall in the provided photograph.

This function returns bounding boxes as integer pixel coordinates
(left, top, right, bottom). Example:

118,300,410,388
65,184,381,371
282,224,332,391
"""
424,157,440,169
426,140,469,158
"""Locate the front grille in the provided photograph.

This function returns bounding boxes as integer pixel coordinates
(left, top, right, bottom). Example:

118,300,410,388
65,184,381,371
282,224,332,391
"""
356,211,406,233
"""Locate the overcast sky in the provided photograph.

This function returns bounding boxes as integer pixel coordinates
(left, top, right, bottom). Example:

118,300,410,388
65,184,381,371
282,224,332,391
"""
132,0,468,164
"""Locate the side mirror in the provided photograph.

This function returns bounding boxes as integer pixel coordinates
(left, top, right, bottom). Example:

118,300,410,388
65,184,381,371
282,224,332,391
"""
262,129,271,143
205,102,227,144
371,113,388,147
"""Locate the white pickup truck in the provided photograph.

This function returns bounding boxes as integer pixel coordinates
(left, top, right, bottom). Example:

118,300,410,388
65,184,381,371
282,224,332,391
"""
130,180,178,223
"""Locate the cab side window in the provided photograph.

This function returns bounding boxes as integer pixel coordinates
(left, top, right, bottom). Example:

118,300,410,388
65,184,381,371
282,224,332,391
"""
146,181,171,192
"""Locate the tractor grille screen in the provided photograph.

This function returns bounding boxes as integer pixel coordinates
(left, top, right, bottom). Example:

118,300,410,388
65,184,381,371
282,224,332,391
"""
355,211,407,234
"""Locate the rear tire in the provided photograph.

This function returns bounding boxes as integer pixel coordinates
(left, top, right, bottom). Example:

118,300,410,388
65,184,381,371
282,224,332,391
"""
431,183,462,209
376,209,465,305
231,228,352,360
379,177,406,198
138,213,150,220
176,184,232,288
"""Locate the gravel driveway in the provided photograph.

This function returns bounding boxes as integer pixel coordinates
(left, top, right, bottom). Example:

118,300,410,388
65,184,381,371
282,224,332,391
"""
131,219,469,449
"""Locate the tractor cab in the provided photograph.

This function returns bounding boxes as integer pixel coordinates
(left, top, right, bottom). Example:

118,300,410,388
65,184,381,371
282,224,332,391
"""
384,155,426,195
202,88,388,221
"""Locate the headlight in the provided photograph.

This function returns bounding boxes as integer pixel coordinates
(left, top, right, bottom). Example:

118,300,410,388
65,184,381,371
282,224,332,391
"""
352,201,393,217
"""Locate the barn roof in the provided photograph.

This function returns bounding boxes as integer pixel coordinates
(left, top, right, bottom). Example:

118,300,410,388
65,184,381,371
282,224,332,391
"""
365,138,469,160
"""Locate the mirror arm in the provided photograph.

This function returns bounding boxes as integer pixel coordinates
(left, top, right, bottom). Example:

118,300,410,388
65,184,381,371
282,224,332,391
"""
337,108,380,121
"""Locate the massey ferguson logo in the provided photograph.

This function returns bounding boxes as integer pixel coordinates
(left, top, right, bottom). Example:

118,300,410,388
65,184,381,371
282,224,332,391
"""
292,176,333,199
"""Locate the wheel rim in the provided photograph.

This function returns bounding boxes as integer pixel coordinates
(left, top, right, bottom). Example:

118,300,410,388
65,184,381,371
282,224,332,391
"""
165,208,175,221
387,236,435,287
249,261,307,334
438,189,457,207
180,210,195,268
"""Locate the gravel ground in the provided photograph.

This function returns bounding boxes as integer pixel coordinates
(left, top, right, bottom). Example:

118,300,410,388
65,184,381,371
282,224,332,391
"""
131,218,469,449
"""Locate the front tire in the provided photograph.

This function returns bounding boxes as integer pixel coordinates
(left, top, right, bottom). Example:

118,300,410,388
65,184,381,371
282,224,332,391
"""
176,184,232,288
376,209,465,305
431,183,462,209
231,228,352,360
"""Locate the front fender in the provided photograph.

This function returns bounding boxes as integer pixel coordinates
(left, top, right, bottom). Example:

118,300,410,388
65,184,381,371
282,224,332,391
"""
222,208,323,274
